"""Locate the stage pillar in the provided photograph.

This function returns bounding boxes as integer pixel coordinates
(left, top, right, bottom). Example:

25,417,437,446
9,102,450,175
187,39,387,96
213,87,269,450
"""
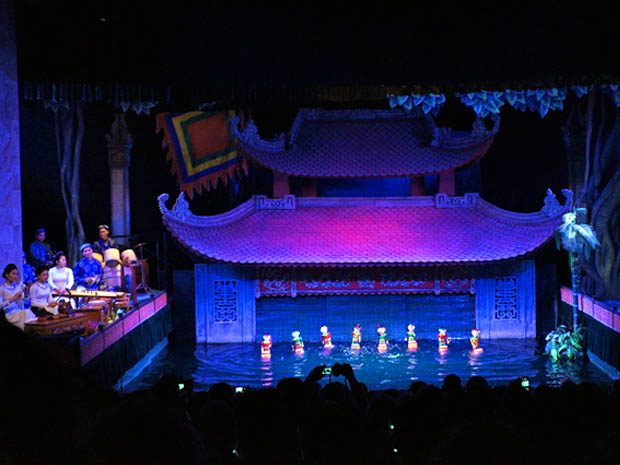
0,0,23,273
410,176,425,196
475,259,536,339
106,113,132,245
438,169,455,195
195,264,256,343
273,171,290,198
301,178,317,197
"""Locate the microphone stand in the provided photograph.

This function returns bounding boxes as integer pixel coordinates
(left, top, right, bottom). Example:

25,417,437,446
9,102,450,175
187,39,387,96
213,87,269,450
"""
133,242,153,293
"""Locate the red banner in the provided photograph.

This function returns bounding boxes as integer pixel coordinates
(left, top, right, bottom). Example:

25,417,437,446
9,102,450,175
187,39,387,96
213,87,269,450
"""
258,266,473,297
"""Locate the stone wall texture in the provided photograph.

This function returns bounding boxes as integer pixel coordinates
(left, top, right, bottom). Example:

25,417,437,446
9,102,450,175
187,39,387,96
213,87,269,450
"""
0,0,23,274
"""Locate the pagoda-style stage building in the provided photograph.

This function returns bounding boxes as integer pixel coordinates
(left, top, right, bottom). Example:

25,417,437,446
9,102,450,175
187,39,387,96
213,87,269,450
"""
160,109,571,342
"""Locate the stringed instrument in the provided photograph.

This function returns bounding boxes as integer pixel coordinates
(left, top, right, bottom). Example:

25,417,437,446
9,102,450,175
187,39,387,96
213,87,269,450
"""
52,289,127,299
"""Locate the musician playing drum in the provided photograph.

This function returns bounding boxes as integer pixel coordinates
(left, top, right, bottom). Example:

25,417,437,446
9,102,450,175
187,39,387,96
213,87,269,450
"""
93,224,118,256
74,243,104,290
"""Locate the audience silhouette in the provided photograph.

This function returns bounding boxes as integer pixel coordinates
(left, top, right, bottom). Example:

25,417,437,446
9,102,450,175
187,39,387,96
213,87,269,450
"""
1,317,619,465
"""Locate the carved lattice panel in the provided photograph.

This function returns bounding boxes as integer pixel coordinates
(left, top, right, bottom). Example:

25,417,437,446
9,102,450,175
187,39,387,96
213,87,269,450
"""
214,280,238,323
494,277,518,319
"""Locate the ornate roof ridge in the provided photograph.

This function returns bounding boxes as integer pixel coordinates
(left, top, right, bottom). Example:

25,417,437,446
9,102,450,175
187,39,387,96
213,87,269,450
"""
160,190,572,266
158,193,255,226
159,189,572,228
475,188,573,223
231,108,500,155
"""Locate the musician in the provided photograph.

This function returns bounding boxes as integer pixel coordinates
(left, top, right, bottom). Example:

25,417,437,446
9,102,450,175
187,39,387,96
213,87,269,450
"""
48,251,77,309
1,264,37,330
30,266,59,317
22,252,35,307
74,243,104,290
28,228,54,268
93,224,118,256
48,252,74,294
22,252,35,287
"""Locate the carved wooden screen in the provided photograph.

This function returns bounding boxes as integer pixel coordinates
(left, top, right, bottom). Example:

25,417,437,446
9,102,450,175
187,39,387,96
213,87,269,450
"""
493,277,518,319
213,280,238,323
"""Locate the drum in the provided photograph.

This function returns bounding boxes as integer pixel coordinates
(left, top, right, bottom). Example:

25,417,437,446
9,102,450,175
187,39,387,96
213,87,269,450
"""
103,248,122,290
121,249,137,266
104,248,121,267
103,264,122,290
93,252,104,265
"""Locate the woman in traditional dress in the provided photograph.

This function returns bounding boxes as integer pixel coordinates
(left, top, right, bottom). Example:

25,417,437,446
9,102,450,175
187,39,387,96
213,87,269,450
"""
30,266,59,317
48,252,74,294
0,264,36,330
48,251,75,307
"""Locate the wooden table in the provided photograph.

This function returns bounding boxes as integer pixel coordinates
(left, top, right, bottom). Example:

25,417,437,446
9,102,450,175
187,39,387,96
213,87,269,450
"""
25,313,99,335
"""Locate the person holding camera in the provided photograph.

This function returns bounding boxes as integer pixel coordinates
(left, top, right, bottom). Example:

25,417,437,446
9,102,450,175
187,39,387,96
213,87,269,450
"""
305,362,367,410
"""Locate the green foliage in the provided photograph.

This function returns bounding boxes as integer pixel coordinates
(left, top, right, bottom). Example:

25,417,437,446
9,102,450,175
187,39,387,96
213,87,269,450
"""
544,325,586,361
41,100,70,112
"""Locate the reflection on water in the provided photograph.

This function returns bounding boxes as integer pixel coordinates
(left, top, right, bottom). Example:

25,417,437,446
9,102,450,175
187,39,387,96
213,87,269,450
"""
467,349,484,379
260,357,273,387
124,339,611,392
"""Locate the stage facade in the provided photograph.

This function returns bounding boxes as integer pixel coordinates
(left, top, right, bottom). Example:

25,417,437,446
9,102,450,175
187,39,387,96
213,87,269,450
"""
159,108,571,342
161,192,570,342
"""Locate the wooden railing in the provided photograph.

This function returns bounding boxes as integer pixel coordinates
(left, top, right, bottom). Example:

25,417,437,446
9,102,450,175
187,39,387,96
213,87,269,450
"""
561,286,620,333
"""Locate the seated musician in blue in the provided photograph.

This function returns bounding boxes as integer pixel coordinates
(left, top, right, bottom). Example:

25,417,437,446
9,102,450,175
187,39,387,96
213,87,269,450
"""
28,228,54,268
22,252,35,307
74,243,104,290
22,252,35,287
92,224,118,256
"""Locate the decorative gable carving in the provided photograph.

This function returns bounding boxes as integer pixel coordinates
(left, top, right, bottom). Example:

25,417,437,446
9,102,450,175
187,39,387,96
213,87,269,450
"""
254,195,296,210
435,193,478,208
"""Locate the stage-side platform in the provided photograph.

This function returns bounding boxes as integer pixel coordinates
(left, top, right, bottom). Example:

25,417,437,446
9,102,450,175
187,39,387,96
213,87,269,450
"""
560,287,620,379
79,290,172,387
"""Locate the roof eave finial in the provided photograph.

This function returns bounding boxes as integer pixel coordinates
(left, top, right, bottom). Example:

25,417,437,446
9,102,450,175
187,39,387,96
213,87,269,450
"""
231,116,286,152
471,114,501,140
157,193,170,215
158,192,192,221
231,116,257,142
541,188,573,217
171,191,191,220
490,114,501,134
561,188,574,211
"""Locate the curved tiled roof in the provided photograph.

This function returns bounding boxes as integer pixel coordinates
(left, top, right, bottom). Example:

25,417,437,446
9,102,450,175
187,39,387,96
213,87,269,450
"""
232,109,499,178
159,190,572,267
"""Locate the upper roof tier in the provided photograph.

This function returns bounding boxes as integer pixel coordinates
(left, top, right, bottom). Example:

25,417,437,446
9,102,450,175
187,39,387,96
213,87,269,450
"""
231,109,500,178
158,189,572,267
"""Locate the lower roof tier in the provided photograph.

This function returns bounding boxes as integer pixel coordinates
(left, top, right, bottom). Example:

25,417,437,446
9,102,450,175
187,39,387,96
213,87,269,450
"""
159,190,572,267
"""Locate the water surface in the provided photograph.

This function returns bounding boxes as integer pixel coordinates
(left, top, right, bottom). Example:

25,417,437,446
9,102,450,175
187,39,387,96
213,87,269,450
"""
122,339,610,392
